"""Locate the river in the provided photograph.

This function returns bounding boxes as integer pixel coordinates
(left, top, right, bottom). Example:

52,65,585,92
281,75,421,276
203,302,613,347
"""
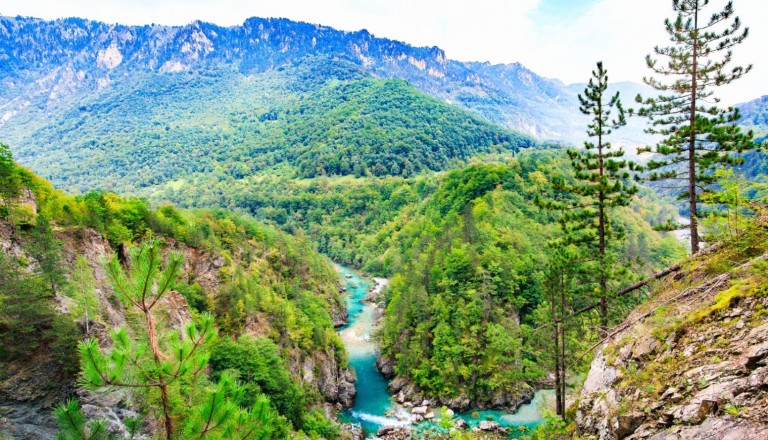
335,264,551,437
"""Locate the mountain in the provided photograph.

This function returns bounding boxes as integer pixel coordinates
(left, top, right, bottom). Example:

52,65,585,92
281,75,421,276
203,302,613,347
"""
1,15,547,192
739,95,768,143
0,15,569,136
0,16,658,190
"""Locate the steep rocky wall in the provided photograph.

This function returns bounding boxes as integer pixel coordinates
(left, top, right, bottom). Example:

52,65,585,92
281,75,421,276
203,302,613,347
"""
0,217,354,438
576,250,768,439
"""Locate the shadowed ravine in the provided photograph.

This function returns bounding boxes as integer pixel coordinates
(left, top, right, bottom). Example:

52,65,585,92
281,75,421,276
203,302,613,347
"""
335,264,551,437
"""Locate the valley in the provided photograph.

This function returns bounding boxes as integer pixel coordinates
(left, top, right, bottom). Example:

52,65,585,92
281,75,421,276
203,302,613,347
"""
1,2,767,439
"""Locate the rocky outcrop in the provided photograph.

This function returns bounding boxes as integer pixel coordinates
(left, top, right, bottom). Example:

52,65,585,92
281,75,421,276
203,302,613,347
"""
0,355,74,439
577,250,768,439
381,358,534,412
376,356,395,378
1,224,194,439
292,349,356,408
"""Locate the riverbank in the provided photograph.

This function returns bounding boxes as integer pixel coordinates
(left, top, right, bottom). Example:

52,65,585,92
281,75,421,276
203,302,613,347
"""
334,264,552,438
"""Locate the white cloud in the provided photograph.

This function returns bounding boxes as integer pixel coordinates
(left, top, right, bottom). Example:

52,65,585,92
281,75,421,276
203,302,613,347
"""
516,0,767,106
1,0,765,104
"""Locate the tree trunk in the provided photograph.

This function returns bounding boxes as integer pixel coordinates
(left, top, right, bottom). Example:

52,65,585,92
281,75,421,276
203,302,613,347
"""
598,215,607,337
160,384,174,439
551,289,563,417
554,323,563,417
559,271,567,416
560,323,566,415
688,6,700,253
598,106,608,337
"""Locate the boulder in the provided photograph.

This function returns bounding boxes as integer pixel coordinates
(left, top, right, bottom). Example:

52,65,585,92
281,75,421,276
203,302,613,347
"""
412,406,428,415
388,376,409,393
343,423,365,440
376,356,395,377
377,426,397,437
745,342,768,370
478,421,500,432
615,411,645,439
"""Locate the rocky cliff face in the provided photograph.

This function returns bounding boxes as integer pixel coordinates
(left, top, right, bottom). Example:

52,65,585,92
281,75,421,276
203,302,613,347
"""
577,243,768,439
0,201,354,437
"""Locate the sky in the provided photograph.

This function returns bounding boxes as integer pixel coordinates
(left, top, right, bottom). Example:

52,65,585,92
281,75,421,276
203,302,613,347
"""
1,0,766,105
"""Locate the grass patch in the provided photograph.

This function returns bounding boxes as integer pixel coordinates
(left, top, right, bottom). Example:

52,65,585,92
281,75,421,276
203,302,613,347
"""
723,403,742,417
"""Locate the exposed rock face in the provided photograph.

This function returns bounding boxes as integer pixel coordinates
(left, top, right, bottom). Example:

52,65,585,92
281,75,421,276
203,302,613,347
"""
0,215,357,436
379,354,534,412
577,251,768,439
0,356,74,439
374,427,411,440
478,421,500,431
312,350,356,407
376,354,395,377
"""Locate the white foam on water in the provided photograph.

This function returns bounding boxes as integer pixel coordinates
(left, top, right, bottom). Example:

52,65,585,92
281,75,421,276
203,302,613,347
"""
350,412,411,427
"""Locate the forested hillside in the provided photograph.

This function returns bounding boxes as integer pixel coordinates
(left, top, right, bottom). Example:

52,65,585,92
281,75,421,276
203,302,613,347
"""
0,146,352,439
6,60,532,192
151,147,688,411
374,154,685,410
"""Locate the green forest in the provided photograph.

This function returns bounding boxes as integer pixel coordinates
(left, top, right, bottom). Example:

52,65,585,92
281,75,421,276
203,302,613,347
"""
1,0,768,439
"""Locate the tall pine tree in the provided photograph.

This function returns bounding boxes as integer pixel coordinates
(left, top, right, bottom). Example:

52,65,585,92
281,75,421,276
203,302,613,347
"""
636,0,755,253
537,244,585,418
564,61,637,336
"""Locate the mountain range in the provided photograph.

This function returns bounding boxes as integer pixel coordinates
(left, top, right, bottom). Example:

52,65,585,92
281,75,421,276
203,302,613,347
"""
1,15,577,138
0,15,764,193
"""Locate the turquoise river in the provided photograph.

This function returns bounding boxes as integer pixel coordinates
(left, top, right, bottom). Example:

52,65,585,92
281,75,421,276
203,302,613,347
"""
335,264,551,437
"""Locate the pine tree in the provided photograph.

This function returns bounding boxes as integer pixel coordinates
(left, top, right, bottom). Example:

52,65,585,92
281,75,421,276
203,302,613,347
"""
69,256,100,333
77,240,276,439
636,0,755,253
564,61,637,336
534,244,590,418
542,247,573,418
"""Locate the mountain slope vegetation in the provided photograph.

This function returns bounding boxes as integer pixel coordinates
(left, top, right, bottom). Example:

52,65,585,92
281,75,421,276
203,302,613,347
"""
373,154,685,409
577,215,768,439
5,59,533,192
0,150,351,438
